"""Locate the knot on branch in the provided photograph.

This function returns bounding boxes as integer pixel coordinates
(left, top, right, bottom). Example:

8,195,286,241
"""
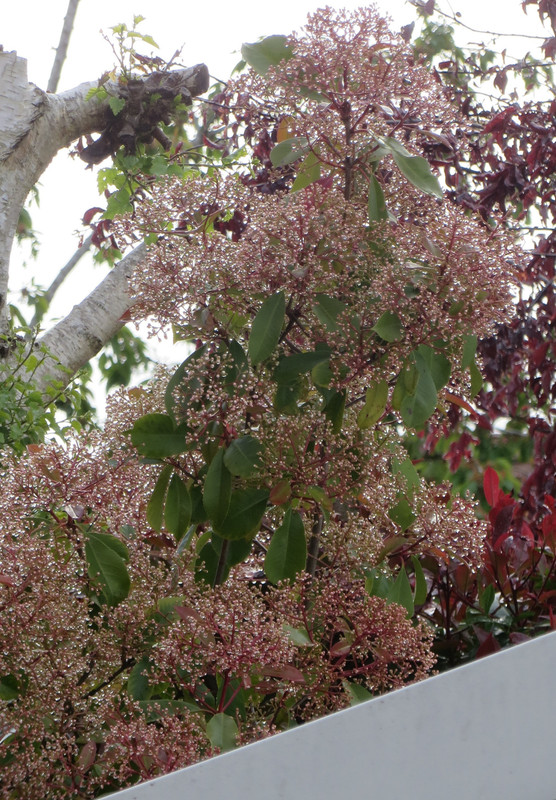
80,64,209,165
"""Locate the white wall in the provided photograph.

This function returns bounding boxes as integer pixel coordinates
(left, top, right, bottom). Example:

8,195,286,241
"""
103,632,556,800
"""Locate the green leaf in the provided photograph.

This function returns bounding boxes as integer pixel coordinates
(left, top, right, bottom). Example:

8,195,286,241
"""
394,350,439,429
311,360,333,388
388,496,416,531
416,344,451,390
206,713,238,751
391,456,420,497
283,624,313,646
147,464,172,530
214,489,269,540
364,568,393,599
322,389,346,434
223,435,262,478
273,348,331,385
130,413,188,459
270,136,310,167
368,172,388,222
203,448,232,528
0,675,20,701
469,360,483,397
411,556,428,606
462,334,478,369
127,658,150,701
344,681,373,705
164,345,208,422
291,150,321,191
85,532,130,606
386,568,414,618
104,188,133,219
264,509,307,584
241,34,294,75
108,96,126,116
249,291,285,365
164,474,192,540
385,138,442,198
357,379,388,429
372,311,403,342
313,294,348,332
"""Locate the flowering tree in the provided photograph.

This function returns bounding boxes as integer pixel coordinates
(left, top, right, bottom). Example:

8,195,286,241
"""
0,6,518,798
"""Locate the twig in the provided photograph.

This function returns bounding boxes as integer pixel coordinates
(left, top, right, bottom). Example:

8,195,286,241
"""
30,233,93,328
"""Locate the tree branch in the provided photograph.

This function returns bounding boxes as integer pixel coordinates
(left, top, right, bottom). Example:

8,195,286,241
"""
29,233,93,329
0,51,208,346
32,243,146,393
47,0,81,94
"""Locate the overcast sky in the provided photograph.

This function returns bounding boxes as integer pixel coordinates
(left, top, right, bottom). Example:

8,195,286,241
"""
1,0,550,402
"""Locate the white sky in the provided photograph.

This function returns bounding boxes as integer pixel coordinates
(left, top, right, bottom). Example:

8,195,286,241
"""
1,0,550,403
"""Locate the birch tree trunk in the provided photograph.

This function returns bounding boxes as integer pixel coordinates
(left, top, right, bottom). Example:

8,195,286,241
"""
0,50,208,391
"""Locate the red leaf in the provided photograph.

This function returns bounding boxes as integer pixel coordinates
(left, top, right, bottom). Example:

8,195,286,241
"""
0,574,14,586
475,631,501,659
82,207,104,225
483,467,500,507
261,664,306,683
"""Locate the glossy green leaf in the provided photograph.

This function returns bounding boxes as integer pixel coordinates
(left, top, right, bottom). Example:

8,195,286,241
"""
417,344,451,390
372,311,403,342
265,509,307,584
223,435,262,478
368,172,388,222
130,413,188,459
469,360,483,397
388,496,416,531
85,532,130,606
283,624,313,646
273,348,331,385
270,137,310,167
391,456,420,496
147,464,172,530
292,150,321,191
0,675,19,701
313,294,348,332
311,360,333,388
344,681,373,705
164,474,192,540
203,448,232,528
241,35,294,75
357,379,388,429
206,713,238,751
385,138,442,199
411,556,428,606
322,389,346,434
462,334,478,369
396,351,438,429
127,658,150,701
386,568,414,618
215,489,269,540
249,291,285,365
364,568,393,600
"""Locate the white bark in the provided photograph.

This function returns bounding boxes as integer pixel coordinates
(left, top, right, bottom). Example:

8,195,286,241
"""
33,244,146,392
47,0,81,94
0,50,208,391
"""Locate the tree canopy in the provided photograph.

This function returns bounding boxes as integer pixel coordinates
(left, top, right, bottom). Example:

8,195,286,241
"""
1,3,556,798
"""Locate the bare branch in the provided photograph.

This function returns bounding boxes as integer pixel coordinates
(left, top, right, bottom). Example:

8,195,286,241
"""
47,0,81,93
29,233,94,328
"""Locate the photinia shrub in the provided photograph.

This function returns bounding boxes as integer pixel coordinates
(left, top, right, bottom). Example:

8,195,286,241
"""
0,6,521,798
